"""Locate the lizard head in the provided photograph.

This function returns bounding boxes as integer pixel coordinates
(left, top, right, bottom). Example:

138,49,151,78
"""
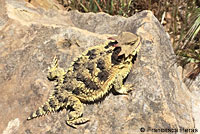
110,32,141,64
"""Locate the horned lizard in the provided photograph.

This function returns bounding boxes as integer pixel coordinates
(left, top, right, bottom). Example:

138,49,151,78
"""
27,32,141,128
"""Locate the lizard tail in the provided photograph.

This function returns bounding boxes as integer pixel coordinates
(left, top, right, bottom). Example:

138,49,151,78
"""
27,96,60,120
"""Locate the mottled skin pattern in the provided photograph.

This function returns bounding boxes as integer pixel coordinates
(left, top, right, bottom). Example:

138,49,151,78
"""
27,32,141,128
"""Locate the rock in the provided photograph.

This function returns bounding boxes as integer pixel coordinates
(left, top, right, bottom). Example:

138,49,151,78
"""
185,73,200,133
0,0,197,134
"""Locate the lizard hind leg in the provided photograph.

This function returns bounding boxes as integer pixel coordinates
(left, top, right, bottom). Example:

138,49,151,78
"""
66,96,89,128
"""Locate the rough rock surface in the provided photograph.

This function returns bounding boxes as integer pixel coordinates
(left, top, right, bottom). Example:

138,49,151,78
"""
0,0,198,134
186,73,200,132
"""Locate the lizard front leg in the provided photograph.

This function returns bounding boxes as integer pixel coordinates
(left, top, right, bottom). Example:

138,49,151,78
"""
113,74,134,95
